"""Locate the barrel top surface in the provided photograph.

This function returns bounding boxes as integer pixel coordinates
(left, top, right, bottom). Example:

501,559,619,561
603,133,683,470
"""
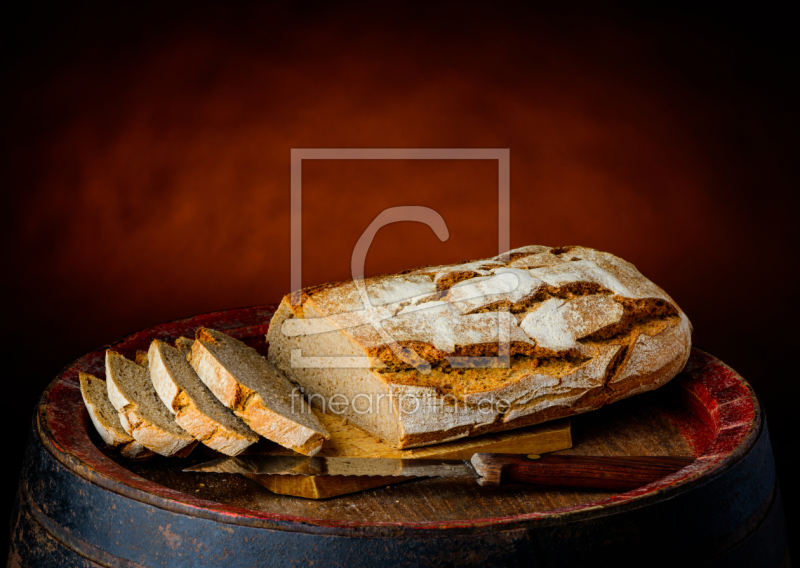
37,304,760,532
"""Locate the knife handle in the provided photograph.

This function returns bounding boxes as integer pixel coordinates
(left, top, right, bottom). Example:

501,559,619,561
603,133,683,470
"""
470,454,694,491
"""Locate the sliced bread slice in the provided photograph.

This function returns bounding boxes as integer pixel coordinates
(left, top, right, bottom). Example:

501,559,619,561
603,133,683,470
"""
148,339,259,456
79,372,153,460
134,350,149,367
105,350,198,457
190,327,329,456
175,336,195,355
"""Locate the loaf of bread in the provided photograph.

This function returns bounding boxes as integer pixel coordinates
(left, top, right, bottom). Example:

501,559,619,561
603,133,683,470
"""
79,372,154,460
267,245,692,449
105,350,198,457
189,328,330,456
148,339,259,456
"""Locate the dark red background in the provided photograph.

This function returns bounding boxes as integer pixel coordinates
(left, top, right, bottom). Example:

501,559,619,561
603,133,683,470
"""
2,1,797,557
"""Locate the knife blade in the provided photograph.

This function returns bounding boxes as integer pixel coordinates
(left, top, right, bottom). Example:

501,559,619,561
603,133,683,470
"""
183,453,694,491
184,455,479,478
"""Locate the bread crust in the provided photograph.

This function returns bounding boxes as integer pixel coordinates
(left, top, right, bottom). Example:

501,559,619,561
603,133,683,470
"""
189,328,329,456
105,350,197,457
79,372,154,460
267,245,692,449
149,340,258,456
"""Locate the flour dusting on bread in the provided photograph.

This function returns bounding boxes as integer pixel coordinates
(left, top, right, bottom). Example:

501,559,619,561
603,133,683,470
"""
267,245,692,449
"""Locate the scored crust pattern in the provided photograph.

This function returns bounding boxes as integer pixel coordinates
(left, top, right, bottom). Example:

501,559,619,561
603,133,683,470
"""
267,245,692,449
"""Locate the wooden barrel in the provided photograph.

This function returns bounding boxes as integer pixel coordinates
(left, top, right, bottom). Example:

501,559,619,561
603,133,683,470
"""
7,305,788,567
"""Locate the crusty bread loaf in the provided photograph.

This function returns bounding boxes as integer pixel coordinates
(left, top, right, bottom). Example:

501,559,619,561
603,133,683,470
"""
267,245,692,449
105,350,198,457
189,328,330,456
149,339,259,456
79,372,153,460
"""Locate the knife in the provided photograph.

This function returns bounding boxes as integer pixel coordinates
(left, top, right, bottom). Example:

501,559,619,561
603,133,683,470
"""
183,453,694,491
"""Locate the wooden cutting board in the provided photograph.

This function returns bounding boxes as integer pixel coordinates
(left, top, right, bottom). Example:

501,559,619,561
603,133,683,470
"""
242,411,572,498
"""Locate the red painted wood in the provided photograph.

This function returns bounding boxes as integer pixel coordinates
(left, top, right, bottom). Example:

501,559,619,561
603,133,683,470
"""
38,305,760,530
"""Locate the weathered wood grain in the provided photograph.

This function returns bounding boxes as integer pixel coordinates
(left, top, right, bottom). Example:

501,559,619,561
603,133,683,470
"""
11,304,785,568
239,411,572,498
108,385,694,519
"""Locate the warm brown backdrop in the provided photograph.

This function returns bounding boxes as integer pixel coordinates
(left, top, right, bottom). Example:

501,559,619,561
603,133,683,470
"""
3,1,797,555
